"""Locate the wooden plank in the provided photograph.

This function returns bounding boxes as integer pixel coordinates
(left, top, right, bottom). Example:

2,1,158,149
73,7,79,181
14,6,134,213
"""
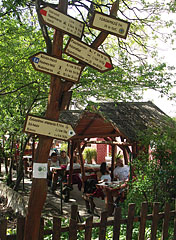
68,204,78,240
126,203,135,240
68,219,77,240
85,216,93,240
16,217,25,240
150,202,160,240
71,204,78,220
0,219,7,240
138,202,148,240
99,211,108,240
161,202,170,240
174,200,176,240
38,218,44,240
113,206,121,240
52,217,61,240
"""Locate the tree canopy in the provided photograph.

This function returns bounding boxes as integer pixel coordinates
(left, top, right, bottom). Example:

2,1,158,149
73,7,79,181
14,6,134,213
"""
0,0,176,138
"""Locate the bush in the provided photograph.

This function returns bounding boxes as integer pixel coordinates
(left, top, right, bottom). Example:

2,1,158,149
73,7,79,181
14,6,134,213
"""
125,119,176,213
83,148,97,164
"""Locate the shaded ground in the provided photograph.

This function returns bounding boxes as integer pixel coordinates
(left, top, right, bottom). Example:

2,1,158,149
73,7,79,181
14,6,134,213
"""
0,165,107,229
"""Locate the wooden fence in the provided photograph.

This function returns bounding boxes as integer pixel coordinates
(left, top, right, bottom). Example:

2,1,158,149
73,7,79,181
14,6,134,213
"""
0,202,176,240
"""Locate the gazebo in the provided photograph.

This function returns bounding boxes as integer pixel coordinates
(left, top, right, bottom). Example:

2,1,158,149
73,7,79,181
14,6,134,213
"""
58,101,170,182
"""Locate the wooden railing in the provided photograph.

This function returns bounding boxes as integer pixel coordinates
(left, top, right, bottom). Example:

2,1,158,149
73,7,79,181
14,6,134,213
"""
0,202,176,240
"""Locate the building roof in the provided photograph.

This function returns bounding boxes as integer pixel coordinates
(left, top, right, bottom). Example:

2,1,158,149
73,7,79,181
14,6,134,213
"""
58,101,171,142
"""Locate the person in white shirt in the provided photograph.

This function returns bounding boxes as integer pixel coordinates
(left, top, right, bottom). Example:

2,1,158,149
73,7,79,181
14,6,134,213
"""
113,158,130,181
98,162,111,182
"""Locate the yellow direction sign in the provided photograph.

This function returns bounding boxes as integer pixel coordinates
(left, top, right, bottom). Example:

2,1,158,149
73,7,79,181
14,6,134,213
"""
40,6,84,39
29,52,83,83
24,115,75,141
64,38,113,73
90,11,130,39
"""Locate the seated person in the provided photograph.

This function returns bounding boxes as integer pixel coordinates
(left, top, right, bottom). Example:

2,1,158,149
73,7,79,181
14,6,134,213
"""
58,150,70,167
113,158,130,181
83,162,110,215
113,158,130,206
47,152,59,191
97,162,111,182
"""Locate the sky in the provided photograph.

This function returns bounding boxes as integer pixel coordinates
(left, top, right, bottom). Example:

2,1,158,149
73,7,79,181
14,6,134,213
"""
141,44,176,117
140,10,176,118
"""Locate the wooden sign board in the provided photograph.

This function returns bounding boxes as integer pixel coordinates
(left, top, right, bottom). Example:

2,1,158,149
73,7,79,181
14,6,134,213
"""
90,11,130,39
24,115,75,141
29,52,83,83
40,6,84,39
64,37,113,72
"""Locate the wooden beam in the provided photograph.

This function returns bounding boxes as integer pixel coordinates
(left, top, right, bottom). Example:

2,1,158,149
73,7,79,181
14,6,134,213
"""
72,133,120,139
81,140,133,146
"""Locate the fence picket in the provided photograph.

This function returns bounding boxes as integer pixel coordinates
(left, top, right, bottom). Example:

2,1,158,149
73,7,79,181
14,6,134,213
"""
71,204,78,220
138,202,148,240
113,206,121,240
1,201,176,239
151,202,160,240
38,217,44,240
69,218,77,240
0,219,7,240
99,211,108,240
85,215,93,240
126,203,135,240
16,217,25,240
69,204,78,240
174,200,176,240
161,202,170,240
52,217,61,240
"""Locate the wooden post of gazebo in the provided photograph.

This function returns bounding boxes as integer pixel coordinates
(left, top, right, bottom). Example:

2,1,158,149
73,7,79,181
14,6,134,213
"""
111,144,116,180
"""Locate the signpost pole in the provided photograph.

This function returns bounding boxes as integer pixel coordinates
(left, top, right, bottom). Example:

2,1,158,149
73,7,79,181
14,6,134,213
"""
24,1,67,239
24,1,119,239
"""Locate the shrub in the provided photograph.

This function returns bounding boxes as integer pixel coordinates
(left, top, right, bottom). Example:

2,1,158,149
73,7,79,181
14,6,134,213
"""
83,147,97,164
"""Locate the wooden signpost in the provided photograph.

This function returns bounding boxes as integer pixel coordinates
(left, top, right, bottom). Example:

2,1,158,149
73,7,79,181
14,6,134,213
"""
40,6,84,39
24,1,130,239
24,115,75,140
64,37,113,72
30,52,83,83
90,11,130,39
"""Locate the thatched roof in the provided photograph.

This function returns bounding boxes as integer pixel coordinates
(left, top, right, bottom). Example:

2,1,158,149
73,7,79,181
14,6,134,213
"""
58,101,170,142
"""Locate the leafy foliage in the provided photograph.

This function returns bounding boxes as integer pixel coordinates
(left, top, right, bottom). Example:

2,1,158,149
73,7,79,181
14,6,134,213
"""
125,119,176,213
1,0,176,186
83,147,97,163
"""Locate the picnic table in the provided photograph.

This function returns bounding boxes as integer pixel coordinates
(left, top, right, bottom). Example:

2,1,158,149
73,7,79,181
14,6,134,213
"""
96,181,128,215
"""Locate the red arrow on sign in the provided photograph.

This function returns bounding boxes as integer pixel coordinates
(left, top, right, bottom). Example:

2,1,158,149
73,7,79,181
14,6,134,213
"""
64,37,113,73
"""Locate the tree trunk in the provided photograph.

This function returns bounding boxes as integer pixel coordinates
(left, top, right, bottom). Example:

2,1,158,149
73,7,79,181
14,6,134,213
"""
24,1,68,239
24,1,118,238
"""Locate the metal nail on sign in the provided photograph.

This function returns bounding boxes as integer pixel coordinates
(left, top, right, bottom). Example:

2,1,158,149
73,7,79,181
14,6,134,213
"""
90,11,130,39
24,115,75,141
64,38,113,73
39,6,84,39
29,52,83,83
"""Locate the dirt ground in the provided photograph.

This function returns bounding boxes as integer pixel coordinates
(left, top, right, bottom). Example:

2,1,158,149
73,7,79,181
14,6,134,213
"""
0,167,107,229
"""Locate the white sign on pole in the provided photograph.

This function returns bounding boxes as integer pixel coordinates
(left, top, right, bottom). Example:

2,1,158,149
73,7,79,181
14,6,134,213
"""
64,38,113,72
90,11,130,39
29,52,82,83
40,6,84,39
33,163,48,179
24,115,75,141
